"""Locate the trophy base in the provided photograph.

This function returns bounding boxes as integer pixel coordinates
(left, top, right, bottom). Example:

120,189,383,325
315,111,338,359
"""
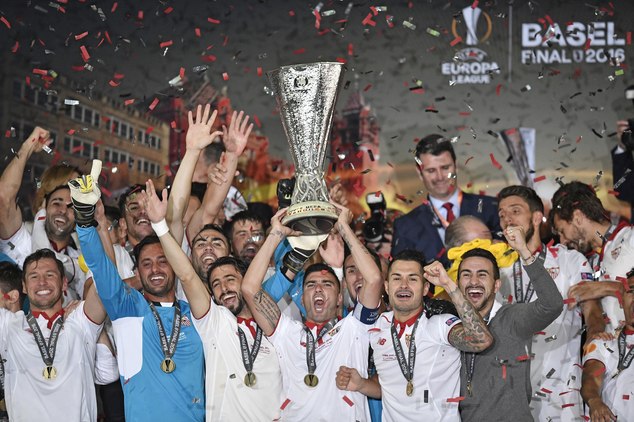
282,201,338,235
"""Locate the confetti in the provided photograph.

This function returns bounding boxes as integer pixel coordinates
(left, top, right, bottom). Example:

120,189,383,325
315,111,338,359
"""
75,32,88,40
80,45,90,62
446,396,465,403
222,72,229,81
148,98,159,111
0,16,11,29
521,85,531,92
489,153,502,170
402,21,416,30
534,175,546,183
450,36,462,47
64,99,79,105
207,17,220,24
342,396,354,406
160,40,173,48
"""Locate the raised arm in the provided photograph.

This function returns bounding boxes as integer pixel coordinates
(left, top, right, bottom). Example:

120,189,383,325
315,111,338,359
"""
142,179,211,319
503,225,564,336
581,359,616,422
424,261,494,352
242,209,300,336
167,104,222,244
186,110,252,241
332,202,383,308
0,127,51,238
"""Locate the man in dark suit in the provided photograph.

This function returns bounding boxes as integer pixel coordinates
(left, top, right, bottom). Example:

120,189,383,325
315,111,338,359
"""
391,135,501,267
613,119,634,223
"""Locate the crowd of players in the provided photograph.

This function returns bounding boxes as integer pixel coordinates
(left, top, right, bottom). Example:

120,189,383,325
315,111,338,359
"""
0,103,632,422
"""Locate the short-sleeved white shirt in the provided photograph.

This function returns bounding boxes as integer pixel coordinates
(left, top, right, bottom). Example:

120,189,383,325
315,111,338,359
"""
0,303,102,421
499,245,591,420
193,298,282,421
583,333,634,419
600,225,634,332
269,312,371,422
370,311,461,422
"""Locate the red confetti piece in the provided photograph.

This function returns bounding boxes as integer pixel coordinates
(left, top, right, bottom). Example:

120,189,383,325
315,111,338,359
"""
195,28,201,37
257,67,263,77
502,364,507,379
207,17,220,24
293,48,306,55
335,57,347,64
289,10,295,17
342,396,354,407
148,98,159,111
111,2,118,13
33,68,48,75
253,115,261,128
222,72,229,81
535,331,546,335
4,130,10,138
124,99,135,106
516,354,530,361
624,395,630,400
160,40,173,48
541,388,552,394
410,87,424,94
363,84,372,92
223,35,229,46
450,36,462,47
280,399,291,410
100,185,112,198
202,55,217,62
178,67,185,80
25,75,31,86
627,32,632,45
104,31,112,45
362,13,376,27
446,396,465,403
163,6,173,14
534,175,546,183
471,0,479,9
562,403,575,409
75,32,88,41
71,145,84,153
80,45,90,62
108,80,120,87
1,16,11,29
562,298,575,305
348,43,354,56
459,112,471,116
464,156,474,165
489,153,502,170
170,121,177,129
67,129,76,135
496,84,502,96
11,41,19,53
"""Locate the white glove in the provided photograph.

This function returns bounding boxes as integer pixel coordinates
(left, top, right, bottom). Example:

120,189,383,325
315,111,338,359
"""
68,160,102,227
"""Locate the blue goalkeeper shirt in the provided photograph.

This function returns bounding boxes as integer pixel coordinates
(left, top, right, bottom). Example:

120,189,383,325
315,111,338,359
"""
78,226,205,421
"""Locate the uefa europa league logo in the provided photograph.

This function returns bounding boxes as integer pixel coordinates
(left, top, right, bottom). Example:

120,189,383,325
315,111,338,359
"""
267,62,345,237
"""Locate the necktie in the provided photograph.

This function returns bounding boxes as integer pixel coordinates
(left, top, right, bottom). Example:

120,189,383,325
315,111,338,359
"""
442,202,456,224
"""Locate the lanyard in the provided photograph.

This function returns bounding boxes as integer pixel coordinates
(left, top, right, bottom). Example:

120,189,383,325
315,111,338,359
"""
599,222,628,262
390,313,423,395
613,331,634,378
463,312,491,396
148,301,182,363
304,318,338,376
513,245,546,303
26,312,64,377
237,324,263,374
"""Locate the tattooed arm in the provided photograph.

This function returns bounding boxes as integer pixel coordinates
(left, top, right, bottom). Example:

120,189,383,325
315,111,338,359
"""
424,261,494,352
332,202,383,309
241,208,300,336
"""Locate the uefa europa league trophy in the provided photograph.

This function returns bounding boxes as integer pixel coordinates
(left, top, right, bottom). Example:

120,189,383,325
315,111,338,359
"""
268,62,344,240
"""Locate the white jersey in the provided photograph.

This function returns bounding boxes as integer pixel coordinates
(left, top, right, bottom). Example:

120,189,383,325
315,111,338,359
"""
269,310,372,421
600,224,634,332
499,245,592,421
583,333,634,420
371,311,462,422
0,303,102,421
194,298,282,421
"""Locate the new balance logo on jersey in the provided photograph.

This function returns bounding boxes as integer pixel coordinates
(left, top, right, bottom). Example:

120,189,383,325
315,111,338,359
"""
377,338,386,346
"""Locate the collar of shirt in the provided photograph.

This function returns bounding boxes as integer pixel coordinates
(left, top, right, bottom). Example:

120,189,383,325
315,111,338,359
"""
393,310,424,338
237,316,257,338
429,189,460,220
486,300,503,324
31,309,65,329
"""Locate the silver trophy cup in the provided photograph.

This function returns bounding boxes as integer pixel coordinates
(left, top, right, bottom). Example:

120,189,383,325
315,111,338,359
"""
268,62,344,236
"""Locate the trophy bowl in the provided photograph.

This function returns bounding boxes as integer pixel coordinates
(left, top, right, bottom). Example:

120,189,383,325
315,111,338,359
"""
268,62,345,236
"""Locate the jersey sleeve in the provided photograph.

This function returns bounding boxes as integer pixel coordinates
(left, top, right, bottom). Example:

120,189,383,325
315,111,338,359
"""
77,225,143,321
434,313,462,346
192,295,221,334
71,301,103,343
583,338,618,375
267,313,294,346
0,223,32,267
0,309,18,350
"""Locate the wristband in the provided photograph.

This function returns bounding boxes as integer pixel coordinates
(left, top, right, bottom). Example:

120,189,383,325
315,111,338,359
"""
151,219,169,237
522,254,537,266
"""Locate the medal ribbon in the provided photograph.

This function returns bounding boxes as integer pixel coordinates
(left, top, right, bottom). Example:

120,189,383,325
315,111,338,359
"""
148,301,182,362
513,245,546,303
617,330,634,374
304,318,338,376
390,314,422,387
26,312,64,368
237,324,262,374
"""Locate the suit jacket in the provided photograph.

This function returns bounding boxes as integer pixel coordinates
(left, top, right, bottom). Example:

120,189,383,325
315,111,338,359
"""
390,191,501,267
612,145,634,222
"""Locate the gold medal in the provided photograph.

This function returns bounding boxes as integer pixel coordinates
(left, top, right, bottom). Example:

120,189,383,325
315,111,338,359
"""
466,381,472,397
161,358,176,373
43,365,57,380
304,374,319,387
406,380,414,397
244,371,257,387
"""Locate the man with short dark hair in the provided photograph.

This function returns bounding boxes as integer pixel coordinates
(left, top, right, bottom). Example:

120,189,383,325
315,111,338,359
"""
189,223,230,282
550,181,633,334
0,249,106,420
457,224,563,422
224,210,267,265
242,204,384,421
391,135,501,266
498,185,600,421
71,162,205,421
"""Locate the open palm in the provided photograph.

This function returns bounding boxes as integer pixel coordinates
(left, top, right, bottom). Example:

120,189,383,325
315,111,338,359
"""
223,110,253,155
186,104,222,151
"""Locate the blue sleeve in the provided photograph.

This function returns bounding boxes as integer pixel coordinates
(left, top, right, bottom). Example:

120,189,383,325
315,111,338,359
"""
77,225,142,320
262,240,306,316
